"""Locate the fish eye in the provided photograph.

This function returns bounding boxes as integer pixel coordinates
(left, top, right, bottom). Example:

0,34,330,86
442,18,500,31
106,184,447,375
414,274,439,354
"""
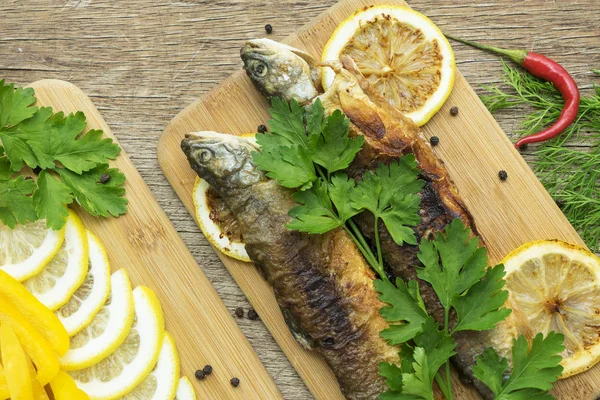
199,150,212,163
253,61,268,77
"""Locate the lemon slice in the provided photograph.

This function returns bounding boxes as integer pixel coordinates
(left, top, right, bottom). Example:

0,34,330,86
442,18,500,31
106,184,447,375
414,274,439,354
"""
121,332,180,400
0,219,65,281
69,286,165,400
501,240,600,378
61,269,134,370
56,231,111,336
24,210,89,311
322,5,455,126
175,376,196,400
192,133,255,262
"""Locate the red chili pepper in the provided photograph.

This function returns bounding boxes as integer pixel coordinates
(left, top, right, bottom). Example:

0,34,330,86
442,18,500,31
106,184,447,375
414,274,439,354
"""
446,35,580,148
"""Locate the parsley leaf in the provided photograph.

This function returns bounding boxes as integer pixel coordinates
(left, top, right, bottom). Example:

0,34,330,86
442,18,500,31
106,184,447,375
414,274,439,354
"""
287,179,342,233
413,318,456,376
0,176,36,227
473,332,564,399
350,156,424,245
328,173,360,223
253,140,316,189
308,109,363,174
376,278,429,344
397,347,434,400
57,165,127,218
379,362,403,393
0,80,37,128
32,171,73,230
267,97,308,147
416,219,487,309
452,264,511,332
0,157,11,180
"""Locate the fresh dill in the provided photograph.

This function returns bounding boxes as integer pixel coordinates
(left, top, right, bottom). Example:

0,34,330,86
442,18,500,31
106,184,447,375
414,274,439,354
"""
480,61,600,252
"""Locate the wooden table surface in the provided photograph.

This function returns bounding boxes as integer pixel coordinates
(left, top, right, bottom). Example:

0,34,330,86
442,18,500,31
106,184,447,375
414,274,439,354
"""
1,1,598,398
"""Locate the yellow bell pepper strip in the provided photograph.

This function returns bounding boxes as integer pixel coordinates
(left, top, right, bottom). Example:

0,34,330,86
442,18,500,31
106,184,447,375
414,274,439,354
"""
25,355,50,400
0,296,59,386
0,269,69,356
0,322,33,400
49,370,90,400
0,364,10,400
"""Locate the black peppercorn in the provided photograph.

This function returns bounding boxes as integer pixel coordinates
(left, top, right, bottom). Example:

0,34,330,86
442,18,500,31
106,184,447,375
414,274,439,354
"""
257,124,267,133
203,365,213,375
265,24,273,34
498,170,508,181
450,106,459,116
230,377,240,387
430,136,439,146
247,309,259,320
234,307,244,318
99,174,111,184
195,369,206,380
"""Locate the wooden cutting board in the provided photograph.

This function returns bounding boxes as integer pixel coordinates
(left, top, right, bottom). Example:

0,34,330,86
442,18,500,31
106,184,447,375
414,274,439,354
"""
29,79,282,399
158,0,596,399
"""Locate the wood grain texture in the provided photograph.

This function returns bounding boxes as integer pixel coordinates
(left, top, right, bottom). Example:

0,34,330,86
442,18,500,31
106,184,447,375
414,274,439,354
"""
2,1,599,399
158,0,597,399
29,79,282,399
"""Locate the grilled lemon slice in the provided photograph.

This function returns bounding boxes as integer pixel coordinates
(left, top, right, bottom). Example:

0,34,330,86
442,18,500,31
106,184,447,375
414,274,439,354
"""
56,231,111,336
501,240,600,378
0,219,65,281
322,5,455,126
24,210,89,311
192,133,256,262
69,286,165,400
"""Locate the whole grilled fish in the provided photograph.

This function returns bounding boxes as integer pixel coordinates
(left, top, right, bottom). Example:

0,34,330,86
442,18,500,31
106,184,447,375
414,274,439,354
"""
181,132,399,400
241,38,494,396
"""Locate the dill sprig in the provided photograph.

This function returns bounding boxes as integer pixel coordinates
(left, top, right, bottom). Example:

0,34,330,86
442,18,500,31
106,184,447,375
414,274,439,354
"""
480,61,600,252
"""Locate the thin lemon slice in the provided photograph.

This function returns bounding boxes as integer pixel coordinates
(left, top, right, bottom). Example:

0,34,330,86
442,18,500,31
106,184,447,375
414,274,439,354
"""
56,232,111,336
121,332,180,400
70,286,165,400
192,133,255,262
0,322,33,400
0,295,60,386
61,269,134,370
24,210,89,311
0,219,65,281
50,370,90,400
322,5,455,126
501,240,600,378
175,376,196,400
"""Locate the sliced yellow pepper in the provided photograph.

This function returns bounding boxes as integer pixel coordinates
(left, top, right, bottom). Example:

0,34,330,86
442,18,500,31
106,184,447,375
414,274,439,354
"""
0,363,9,400
0,322,33,400
0,269,69,356
0,296,59,386
49,370,90,400
25,355,49,400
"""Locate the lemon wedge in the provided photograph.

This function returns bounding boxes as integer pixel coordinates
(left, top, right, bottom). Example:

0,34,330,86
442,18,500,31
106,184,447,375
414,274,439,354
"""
56,231,111,336
192,133,256,262
0,322,33,400
60,269,134,370
500,240,600,378
175,376,196,400
24,210,89,311
69,286,165,400
0,219,65,281
322,5,455,126
0,268,69,355
121,332,180,400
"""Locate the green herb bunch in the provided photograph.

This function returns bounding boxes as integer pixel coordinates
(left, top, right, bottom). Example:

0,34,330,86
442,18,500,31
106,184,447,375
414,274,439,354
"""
0,80,127,230
255,97,565,399
480,62,600,252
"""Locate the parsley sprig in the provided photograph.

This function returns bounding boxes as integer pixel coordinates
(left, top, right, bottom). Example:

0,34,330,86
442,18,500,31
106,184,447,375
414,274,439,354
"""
254,98,423,280
254,97,565,399
0,80,127,229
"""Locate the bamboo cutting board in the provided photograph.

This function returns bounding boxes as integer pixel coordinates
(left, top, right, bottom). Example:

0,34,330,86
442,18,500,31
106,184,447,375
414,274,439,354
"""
158,0,596,399
29,79,282,399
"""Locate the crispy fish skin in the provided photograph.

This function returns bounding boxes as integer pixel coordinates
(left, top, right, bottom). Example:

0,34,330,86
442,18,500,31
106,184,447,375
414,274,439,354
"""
181,132,399,400
241,40,493,396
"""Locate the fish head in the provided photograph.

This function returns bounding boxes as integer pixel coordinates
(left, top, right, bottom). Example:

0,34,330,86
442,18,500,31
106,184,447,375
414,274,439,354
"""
241,38,321,104
181,132,264,189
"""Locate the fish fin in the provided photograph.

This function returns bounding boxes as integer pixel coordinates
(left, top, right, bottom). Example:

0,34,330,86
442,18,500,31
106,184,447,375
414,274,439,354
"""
281,308,314,350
